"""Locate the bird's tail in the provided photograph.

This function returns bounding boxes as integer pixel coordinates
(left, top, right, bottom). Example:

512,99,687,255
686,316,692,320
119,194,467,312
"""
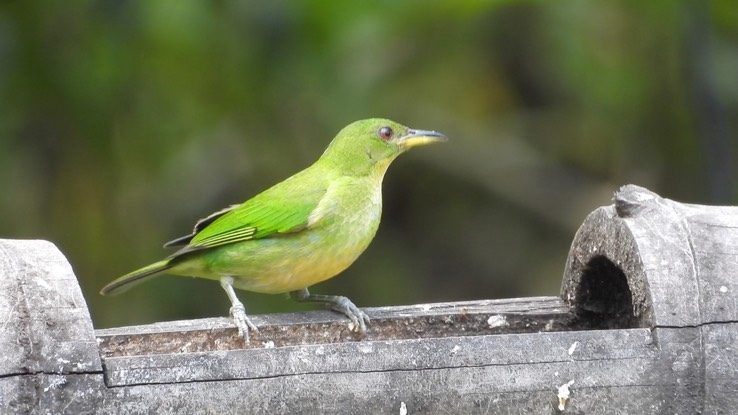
100,259,173,296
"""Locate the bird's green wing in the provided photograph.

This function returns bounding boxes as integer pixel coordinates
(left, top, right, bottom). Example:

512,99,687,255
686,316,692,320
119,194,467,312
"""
173,174,329,255
163,204,241,248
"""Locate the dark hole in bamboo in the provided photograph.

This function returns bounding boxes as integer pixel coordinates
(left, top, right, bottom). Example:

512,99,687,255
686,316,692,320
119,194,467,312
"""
573,255,638,329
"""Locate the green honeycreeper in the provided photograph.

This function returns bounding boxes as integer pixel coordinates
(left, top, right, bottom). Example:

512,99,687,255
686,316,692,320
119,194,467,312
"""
100,118,447,342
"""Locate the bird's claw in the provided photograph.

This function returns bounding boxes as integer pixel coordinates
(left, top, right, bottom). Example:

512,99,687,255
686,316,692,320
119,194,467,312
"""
330,296,371,333
230,303,258,342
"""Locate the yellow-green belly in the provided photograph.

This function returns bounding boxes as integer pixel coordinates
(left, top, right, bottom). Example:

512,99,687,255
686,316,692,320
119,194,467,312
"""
168,212,380,294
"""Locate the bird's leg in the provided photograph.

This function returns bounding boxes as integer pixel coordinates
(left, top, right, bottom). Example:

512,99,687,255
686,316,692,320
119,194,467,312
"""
220,276,258,342
289,288,370,333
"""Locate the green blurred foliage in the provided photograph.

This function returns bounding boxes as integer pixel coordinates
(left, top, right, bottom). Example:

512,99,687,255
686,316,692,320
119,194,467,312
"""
0,1,736,329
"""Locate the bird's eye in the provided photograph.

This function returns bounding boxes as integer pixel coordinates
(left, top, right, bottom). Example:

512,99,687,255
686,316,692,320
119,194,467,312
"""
377,126,393,140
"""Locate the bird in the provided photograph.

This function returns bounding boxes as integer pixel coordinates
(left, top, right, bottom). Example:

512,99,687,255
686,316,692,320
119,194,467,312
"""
100,118,447,342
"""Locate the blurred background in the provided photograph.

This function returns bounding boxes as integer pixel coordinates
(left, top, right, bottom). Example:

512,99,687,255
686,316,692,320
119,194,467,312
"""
1,1,736,329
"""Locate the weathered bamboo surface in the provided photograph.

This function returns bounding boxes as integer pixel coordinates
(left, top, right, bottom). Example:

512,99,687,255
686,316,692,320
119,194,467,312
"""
96,296,574,357
1,185,736,414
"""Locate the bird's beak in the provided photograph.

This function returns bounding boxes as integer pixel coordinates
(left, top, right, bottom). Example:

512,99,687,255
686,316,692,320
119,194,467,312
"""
397,129,448,149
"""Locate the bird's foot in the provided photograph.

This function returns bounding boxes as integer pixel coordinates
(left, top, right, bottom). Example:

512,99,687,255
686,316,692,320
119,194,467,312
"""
220,275,259,343
328,296,371,333
289,288,370,334
229,303,259,342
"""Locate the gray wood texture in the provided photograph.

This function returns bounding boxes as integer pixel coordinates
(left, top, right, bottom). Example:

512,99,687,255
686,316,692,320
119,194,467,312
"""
0,239,103,414
1,185,736,414
561,184,738,413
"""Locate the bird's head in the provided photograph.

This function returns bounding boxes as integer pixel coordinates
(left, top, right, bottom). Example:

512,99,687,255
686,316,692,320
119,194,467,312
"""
319,118,447,177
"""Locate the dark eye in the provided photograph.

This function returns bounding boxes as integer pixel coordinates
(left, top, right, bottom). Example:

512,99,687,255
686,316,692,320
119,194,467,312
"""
377,126,393,140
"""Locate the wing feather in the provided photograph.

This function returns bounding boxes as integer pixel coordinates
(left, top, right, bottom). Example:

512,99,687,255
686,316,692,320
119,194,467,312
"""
163,204,240,248
171,171,330,256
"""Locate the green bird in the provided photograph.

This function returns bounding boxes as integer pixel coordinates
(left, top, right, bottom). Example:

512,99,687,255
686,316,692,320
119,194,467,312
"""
101,118,447,342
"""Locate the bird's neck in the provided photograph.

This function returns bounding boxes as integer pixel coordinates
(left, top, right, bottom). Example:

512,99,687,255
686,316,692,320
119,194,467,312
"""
318,151,399,180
